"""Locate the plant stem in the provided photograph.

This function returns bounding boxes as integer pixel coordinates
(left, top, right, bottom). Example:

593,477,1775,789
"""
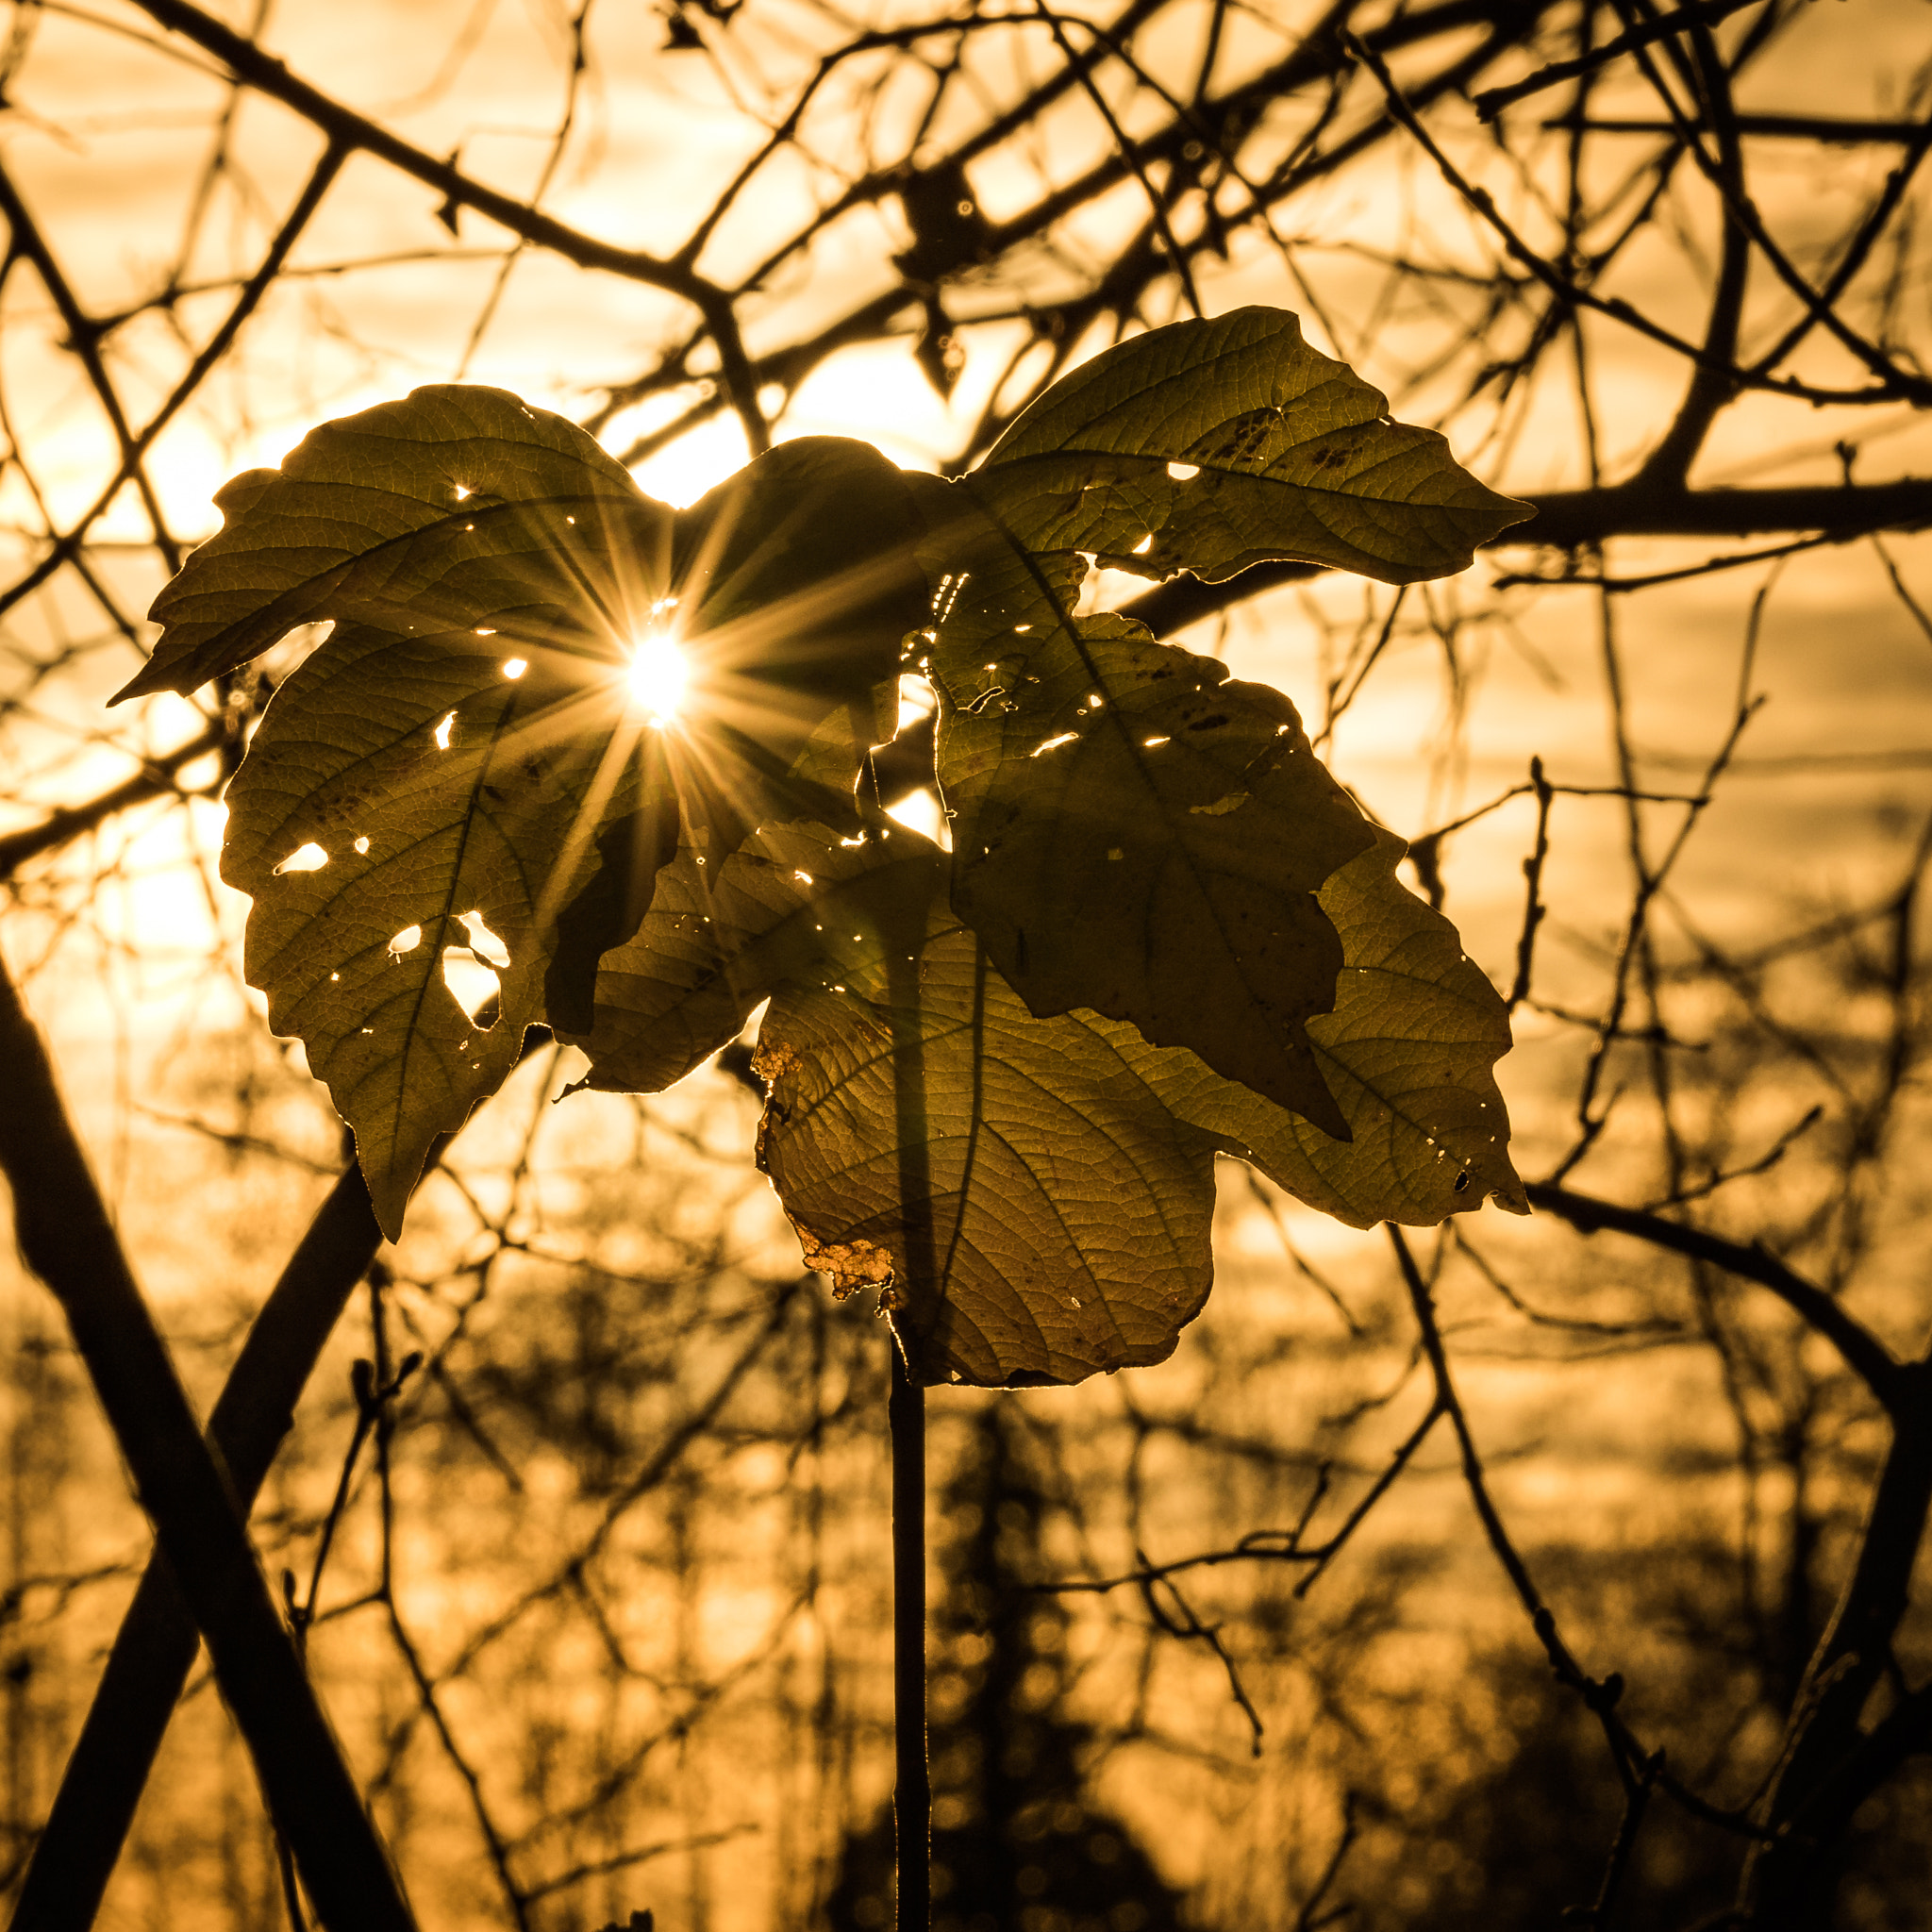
0,959,417,1932
873,818,935,1928
890,1341,930,1932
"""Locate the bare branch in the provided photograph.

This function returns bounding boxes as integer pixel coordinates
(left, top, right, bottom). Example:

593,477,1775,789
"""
0,958,417,1930
1524,1182,1909,1413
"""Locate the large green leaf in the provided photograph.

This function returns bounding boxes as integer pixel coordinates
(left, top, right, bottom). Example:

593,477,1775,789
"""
973,306,1533,584
916,487,1374,1134
116,386,664,705
222,619,621,1238
936,608,1374,1135
1127,828,1528,1226
568,821,1523,1386
570,821,1219,1386
909,308,1526,1138
138,388,927,1232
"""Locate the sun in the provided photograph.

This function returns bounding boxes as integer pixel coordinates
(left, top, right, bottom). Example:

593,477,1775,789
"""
626,627,689,724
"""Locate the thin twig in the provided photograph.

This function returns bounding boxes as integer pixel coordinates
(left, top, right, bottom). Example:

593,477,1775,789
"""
1524,1183,1907,1412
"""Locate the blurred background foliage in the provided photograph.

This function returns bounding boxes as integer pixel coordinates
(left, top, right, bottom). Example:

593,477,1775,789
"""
1,0,1930,1926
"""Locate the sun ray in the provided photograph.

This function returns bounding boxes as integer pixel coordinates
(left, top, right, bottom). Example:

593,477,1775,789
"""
524,688,654,937
477,491,924,961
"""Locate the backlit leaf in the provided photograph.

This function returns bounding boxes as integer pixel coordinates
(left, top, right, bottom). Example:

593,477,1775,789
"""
571,822,1522,1387
138,387,926,1232
908,308,1525,1137
755,904,1223,1388
569,824,1217,1384
116,386,662,705
918,489,1374,1134
222,620,651,1237
974,306,1533,584
1126,829,1528,1225
941,614,1374,1134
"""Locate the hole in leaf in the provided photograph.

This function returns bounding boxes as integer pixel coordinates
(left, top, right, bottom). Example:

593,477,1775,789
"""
442,948,501,1024
354,836,371,855
434,712,456,750
895,674,936,734
885,790,947,845
274,842,329,874
1167,461,1200,481
502,658,527,680
1131,533,1155,556
458,910,510,968
388,924,424,956
1030,732,1079,758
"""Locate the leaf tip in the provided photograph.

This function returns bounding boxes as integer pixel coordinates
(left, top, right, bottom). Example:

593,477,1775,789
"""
1490,1173,1531,1217
364,1161,413,1245
1483,489,1540,540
